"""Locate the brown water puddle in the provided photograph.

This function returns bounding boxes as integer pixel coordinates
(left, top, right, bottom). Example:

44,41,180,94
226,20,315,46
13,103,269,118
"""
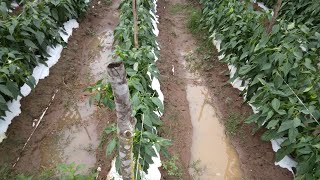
39,100,98,173
186,84,243,179
89,30,114,80
181,48,243,179
37,29,114,173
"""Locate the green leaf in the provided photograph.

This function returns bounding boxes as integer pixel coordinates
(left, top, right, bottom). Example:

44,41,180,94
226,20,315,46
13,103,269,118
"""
275,145,294,162
288,127,298,143
0,95,6,104
95,93,101,102
238,65,254,75
297,154,316,175
26,76,36,89
145,146,157,157
304,58,316,71
24,39,39,49
293,48,303,60
151,97,164,113
104,124,116,135
287,22,295,30
131,79,144,92
278,121,291,133
131,93,140,107
35,31,45,45
8,19,18,35
293,117,301,127
266,119,279,129
245,114,260,124
277,118,300,133
254,36,269,52
106,138,117,157
102,97,115,110
300,25,309,34
0,84,13,97
143,113,153,127
271,98,280,111
261,63,271,70
240,51,248,60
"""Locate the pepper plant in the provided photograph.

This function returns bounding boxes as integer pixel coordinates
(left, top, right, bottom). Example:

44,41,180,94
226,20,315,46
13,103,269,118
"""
199,0,320,178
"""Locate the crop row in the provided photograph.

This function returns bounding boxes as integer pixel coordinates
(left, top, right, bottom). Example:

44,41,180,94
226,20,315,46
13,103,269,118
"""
87,0,170,178
200,0,320,178
0,0,87,118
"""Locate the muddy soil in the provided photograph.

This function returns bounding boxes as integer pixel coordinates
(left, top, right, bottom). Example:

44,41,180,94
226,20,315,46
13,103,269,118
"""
157,0,293,179
0,0,119,178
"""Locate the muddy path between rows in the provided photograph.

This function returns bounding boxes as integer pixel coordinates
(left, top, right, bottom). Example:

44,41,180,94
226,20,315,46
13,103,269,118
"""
0,0,119,177
157,0,292,179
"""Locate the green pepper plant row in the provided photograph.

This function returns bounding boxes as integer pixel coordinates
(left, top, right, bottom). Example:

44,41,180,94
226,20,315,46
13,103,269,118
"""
0,0,87,143
259,0,320,30
86,0,170,179
199,0,320,178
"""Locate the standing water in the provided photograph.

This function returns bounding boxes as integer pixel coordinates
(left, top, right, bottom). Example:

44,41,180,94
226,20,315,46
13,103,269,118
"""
38,29,115,173
186,84,243,179
181,50,243,179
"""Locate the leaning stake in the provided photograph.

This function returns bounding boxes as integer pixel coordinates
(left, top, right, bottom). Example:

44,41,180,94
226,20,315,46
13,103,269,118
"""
107,61,135,180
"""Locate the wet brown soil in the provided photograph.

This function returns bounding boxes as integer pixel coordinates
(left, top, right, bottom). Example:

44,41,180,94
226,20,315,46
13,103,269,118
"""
0,0,119,178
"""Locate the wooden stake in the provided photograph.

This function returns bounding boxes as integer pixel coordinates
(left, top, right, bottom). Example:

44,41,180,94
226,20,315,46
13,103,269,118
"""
107,61,135,180
132,0,138,48
267,0,282,34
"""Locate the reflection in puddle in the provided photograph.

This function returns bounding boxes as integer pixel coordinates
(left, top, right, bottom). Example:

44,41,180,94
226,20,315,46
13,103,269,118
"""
89,30,114,80
40,101,98,173
186,84,243,179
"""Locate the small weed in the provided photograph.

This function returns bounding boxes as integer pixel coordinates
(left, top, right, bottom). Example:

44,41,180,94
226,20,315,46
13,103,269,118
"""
171,31,177,38
85,28,96,36
225,113,243,137
99,123,116,148
69,42,79,52
186,8,202,34
168,112,178,121
64,98,75,110
0,166,16,179
170,3,190,15
0,163,95,179
189,159,206,179
162,155,183,179
103,0,112,6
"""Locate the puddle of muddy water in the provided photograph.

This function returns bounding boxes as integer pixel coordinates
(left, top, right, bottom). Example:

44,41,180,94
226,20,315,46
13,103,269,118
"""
39,100,99,174
38,30,115,173
186,84,243,179
89,30,114,80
